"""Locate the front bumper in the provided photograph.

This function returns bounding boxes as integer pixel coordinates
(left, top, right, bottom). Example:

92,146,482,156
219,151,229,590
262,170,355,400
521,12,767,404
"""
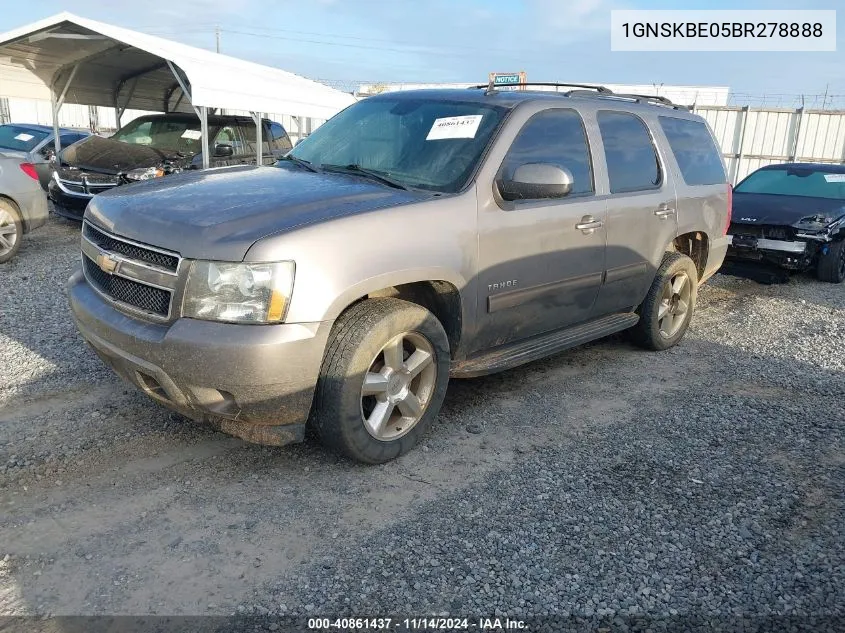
68,270,332,446
726,234,815,270
48,178,91,221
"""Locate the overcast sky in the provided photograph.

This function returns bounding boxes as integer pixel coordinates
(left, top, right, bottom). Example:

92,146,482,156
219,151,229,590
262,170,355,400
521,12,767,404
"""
1,0,843,103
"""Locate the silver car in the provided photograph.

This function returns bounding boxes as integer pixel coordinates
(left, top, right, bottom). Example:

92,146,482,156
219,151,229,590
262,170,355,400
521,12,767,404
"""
0,153,49,263
0,123,90,190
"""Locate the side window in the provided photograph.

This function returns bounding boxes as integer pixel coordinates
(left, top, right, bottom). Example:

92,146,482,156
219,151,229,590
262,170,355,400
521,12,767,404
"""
238,123,259,154
659,116,726,186
215,126,242,154
269,122,292,151
59,133,82,148
597,111,661,193
500,109,593,197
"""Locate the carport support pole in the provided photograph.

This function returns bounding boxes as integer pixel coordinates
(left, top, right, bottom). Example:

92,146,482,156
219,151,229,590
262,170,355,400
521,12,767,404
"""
50,63,81,154
251,111,262,166
199,106,210,169
51,90,61,155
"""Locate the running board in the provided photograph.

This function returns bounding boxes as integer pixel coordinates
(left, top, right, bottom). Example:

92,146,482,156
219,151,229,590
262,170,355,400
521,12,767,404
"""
450,312,639,378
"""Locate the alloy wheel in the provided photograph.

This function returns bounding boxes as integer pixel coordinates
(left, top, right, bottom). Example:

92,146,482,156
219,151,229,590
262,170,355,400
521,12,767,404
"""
0,208,18,257
360,331,437,441
657,271,691,338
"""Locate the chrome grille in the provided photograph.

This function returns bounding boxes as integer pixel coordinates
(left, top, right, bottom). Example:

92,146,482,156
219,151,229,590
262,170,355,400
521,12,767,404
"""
83,257,171,317
729,223,795,241
81,222,181,321
55,170,118,197
83,223,179,271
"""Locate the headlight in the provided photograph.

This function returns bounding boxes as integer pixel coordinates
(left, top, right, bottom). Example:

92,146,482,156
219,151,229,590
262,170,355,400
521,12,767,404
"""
124,166,165,181
183,261,295,323
792,213,843,231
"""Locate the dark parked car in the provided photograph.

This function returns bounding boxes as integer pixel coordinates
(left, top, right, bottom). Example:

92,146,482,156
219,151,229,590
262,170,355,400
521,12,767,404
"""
0,123,89,190
49,113,293,220
727,163,845,283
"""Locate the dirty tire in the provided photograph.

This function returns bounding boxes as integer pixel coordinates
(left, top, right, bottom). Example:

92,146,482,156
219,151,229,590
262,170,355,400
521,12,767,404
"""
630,252,699,351
311,298,450,464
816,239,845,283
0,199,23,264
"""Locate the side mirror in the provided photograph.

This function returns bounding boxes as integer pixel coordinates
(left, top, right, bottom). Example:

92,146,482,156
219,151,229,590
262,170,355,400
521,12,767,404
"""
213,143,234,157
498,163,574,201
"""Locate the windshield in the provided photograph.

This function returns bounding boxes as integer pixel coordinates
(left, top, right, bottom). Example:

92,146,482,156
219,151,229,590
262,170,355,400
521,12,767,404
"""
287,97,508,193
0,125,49,152
735,167,845,200
111,117,208,154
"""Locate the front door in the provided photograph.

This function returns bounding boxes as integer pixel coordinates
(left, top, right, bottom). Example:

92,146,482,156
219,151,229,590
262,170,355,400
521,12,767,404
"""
591,110,678,315
473,108,607,352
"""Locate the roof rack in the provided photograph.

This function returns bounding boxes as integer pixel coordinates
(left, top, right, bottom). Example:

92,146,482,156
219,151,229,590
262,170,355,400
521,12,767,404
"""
474,82,686,110
474,81,612,96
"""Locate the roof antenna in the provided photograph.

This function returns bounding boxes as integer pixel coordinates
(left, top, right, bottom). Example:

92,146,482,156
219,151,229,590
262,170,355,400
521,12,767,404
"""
485,78,496,96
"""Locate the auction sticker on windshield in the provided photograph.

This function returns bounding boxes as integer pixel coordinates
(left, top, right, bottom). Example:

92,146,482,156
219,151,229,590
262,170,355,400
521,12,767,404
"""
823,174,845,183
14,133,34,142
181,129,203,140
426,115,483,140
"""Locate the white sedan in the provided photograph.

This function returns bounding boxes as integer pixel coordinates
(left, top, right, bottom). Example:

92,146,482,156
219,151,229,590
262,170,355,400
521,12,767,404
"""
0,153,49,263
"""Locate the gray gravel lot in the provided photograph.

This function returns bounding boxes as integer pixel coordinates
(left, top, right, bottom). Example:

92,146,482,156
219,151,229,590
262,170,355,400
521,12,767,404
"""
0,217,843,628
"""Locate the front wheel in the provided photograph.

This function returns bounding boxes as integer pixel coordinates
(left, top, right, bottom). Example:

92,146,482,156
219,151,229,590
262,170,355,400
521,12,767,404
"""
816,239,845,283
630,252,699,351
311,298,451,464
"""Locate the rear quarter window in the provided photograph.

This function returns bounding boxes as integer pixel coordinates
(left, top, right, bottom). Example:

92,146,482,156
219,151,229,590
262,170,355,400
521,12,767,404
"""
597,111,662,194
659,116,726,186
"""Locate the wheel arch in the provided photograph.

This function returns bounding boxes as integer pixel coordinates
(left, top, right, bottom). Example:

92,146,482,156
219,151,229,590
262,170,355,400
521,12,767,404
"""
669,230,709,281
326,271,466,359
0,195,25,231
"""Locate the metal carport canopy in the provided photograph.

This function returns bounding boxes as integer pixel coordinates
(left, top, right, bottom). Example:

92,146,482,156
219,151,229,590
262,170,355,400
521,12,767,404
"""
0,11,356,166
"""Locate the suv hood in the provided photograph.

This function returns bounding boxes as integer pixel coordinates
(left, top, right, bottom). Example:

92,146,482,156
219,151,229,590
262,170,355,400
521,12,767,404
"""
60,135,190,173
85,165,433,261
732,192,845,225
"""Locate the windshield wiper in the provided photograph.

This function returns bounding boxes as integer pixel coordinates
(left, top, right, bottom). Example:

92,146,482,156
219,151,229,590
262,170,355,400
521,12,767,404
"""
320,164,409,190
278,155,319,173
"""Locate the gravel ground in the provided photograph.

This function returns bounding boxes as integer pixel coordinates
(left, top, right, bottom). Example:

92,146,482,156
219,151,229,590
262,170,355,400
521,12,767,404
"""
1,217,843,630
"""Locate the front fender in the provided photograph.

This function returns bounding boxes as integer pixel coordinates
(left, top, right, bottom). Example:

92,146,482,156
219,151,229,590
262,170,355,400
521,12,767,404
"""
243,192,478,326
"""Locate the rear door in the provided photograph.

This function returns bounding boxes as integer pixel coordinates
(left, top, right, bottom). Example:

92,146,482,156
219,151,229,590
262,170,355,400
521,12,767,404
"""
591,110,678,316
656,115,730,281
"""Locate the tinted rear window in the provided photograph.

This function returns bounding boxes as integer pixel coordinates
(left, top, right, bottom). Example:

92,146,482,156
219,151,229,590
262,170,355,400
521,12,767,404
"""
597,111,661,193
659,116,726,186
0,125,49,152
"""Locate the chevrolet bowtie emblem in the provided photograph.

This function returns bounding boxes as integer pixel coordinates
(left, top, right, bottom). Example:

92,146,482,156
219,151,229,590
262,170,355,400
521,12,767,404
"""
97,253,119,274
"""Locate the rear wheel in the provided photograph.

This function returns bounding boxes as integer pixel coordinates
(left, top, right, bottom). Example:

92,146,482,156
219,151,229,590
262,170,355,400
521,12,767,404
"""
0,200,22,264
311,298,450,464
630,252,699,351
816,239,845,283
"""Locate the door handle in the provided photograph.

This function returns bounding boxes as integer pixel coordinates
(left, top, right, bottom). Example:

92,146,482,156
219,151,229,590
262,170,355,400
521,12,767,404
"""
575,215,604,234
654,203,676,219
